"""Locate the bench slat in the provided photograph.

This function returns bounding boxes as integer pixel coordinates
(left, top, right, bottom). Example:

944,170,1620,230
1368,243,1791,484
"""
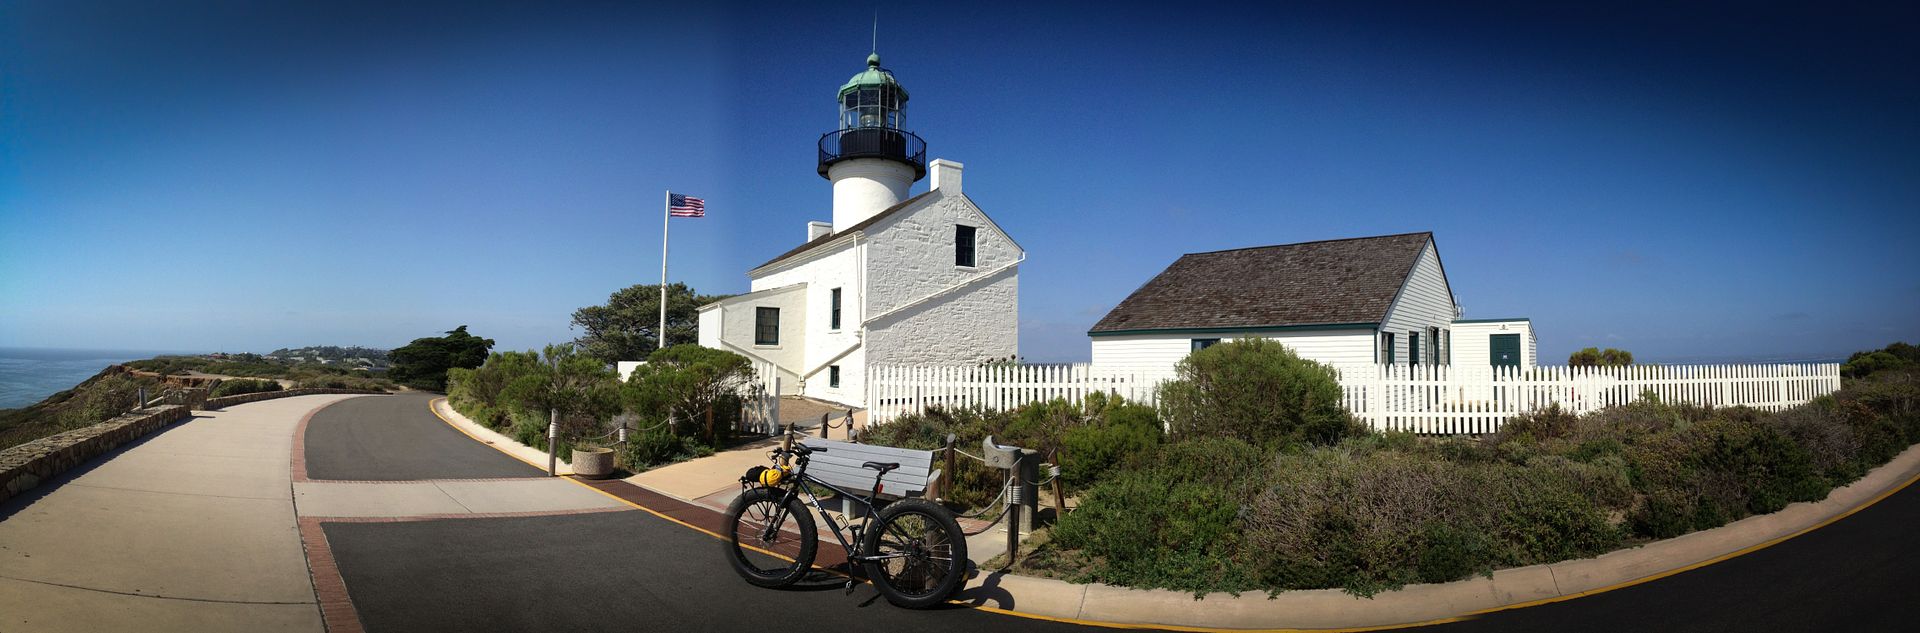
806,463,929,493
797,438,938,497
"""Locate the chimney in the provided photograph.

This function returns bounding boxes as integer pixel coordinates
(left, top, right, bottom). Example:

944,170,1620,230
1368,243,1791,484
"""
807,221,833,242
930,159,963,194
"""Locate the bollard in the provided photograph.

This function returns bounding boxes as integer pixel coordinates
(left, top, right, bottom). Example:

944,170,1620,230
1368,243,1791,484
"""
546,409,559,477
1004,466,1021,570
819,413,829,438
845,409,855,440
137,387,146,411
1015,448,1040,534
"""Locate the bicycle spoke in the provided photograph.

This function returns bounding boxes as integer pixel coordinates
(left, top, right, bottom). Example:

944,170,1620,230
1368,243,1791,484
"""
870,510,957,597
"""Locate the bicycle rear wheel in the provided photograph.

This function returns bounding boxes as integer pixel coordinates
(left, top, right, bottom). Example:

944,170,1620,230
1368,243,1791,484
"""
724,487,817,588
859,498,968,608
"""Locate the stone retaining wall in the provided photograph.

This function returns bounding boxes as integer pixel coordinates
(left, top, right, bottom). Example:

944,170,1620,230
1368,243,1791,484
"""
202,388,385,410
0,405,191,503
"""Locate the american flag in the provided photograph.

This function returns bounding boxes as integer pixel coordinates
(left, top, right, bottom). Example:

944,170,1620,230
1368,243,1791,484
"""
668,193,706,217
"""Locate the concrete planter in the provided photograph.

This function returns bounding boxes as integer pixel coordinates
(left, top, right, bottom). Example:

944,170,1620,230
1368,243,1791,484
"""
571,447,616,479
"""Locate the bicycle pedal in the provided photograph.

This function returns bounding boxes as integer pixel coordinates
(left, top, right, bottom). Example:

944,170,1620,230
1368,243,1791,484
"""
843,579,857,595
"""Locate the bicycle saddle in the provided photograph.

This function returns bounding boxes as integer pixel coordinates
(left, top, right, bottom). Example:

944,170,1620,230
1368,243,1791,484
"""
861,461,900,474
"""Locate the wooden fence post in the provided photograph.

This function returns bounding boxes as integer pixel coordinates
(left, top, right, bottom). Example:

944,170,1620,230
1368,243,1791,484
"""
941,433,958,502
1051,456,1066,521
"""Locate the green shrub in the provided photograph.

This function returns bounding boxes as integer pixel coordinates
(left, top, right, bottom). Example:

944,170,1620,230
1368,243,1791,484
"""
1842,343,1918,380
211,379,283,398
621,424,705,470
1059,404,1161,489
1416,522,1495,585
293,375,387,391
1050,438,1267,593
1024,360,1918,596
1157,338,1364,450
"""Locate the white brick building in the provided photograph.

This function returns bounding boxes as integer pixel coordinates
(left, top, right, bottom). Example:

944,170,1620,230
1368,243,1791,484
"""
698,53,1021,407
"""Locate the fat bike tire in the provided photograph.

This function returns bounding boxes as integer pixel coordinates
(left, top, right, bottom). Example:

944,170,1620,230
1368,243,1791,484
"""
723,487,817,588
859,498,969,608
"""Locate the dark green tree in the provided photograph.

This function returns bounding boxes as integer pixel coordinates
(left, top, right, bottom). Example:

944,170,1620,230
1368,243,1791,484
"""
1842,342,1919,379
621,344,754,443
499,344,621,440
571,283,733,364
1569,347,1634,367
389,326,495,391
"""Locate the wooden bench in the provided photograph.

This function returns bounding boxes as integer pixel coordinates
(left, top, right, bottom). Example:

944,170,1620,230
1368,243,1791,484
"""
797,438,942,516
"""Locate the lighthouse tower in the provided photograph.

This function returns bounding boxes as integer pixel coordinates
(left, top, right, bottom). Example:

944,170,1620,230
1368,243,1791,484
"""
818,53,927,231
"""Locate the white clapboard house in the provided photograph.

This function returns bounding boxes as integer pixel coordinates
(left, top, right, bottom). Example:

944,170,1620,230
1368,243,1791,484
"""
1088,232,1537,373
697,53,1022,407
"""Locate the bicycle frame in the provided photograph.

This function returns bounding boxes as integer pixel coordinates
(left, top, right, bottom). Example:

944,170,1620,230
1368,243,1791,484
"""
750,454,899,565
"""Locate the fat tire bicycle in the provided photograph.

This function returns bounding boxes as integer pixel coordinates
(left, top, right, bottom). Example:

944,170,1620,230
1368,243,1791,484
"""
722,428,969,608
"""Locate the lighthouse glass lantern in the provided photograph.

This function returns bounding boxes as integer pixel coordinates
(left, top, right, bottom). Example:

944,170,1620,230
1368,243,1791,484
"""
840,54,906,131
818,52,926,181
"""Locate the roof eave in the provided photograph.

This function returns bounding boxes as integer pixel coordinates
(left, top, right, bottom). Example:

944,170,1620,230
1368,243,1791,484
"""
1088,322,1381,337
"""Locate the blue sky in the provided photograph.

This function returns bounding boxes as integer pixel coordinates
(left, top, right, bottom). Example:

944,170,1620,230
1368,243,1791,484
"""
2,1,1915,363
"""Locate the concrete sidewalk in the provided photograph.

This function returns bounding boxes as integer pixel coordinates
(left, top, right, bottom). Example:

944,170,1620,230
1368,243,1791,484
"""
0,394,365,633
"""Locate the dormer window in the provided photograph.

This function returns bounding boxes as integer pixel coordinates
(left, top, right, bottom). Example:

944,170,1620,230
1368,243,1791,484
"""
956,225,977,267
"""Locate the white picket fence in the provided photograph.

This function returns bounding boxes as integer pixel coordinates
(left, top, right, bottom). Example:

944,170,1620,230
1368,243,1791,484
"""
864,362,1842,433
865,364,1174,425
1334,363,1842,434
738,359,782,435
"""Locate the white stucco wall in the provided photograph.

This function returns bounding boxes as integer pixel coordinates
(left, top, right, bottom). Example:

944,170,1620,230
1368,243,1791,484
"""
1378,239,1458,365
1451,320,1538,368
748,240,868,404
1090,328,1377,373
862,191,1021,365
697,307,722,349
705,284,808,375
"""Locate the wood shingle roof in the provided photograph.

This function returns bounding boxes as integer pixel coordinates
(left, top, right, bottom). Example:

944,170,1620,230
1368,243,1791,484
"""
1088,232,1434,334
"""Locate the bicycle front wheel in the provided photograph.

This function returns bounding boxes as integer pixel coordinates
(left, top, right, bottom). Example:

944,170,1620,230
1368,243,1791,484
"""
723,487,817,588
859,498,969,608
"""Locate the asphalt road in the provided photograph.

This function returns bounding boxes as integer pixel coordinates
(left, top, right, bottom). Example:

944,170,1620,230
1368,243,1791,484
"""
314,396,1920,632
301,392,542,480
326,511,1098,633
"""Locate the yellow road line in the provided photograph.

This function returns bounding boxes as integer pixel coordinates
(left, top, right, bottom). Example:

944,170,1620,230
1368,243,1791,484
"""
426,398,1919,632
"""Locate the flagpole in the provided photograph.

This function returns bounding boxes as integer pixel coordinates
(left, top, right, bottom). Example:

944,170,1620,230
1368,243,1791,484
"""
659,189,670,353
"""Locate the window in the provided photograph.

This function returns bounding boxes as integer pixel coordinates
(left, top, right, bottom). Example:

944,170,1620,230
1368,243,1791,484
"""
1190,338,1221,353
1441,329,1451,366
829,365,841,388
1381,332,1396,364
755,307,779,346
830,287,842,331
955,225,977,267
1409,331,1421,366
1428,327,1442,366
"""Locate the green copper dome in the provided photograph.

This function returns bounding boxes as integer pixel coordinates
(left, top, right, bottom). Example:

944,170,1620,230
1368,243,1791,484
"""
838,53,909,102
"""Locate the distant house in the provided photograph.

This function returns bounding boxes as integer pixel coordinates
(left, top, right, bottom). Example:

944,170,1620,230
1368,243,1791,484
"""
1088,232,1537,373
1451,318,1539,368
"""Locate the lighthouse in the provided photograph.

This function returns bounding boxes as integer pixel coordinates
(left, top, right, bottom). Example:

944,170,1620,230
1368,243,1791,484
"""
698,50,1020,408
818,53,927,231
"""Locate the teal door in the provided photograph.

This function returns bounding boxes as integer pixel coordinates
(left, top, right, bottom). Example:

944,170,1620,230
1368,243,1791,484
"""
1490,334,1522,367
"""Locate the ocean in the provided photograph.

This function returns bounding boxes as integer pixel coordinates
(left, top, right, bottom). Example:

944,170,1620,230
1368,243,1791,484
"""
0,347,201,409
